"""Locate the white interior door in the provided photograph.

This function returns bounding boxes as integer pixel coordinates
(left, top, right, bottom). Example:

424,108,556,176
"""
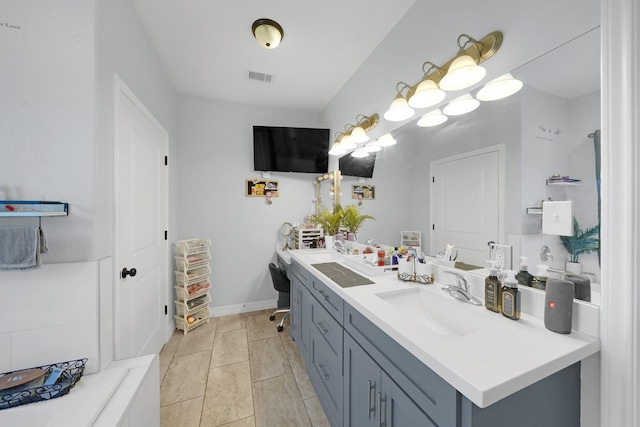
115,75,168,360
430,146,503,267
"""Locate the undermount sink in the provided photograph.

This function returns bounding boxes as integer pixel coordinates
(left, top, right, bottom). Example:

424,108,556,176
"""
375,286,495,338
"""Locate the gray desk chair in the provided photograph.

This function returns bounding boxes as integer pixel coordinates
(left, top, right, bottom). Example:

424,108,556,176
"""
268,262,290,332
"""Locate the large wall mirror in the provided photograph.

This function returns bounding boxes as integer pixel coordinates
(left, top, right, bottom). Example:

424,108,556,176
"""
338,27,601,305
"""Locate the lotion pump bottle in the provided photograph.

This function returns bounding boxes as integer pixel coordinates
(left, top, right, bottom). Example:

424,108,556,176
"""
501,270,521,320
484,261,502,313
515,256,534,287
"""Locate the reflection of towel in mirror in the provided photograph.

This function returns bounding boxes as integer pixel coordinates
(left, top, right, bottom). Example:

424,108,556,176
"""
0,225,48,271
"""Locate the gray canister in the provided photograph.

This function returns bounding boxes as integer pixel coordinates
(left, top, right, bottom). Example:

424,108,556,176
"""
565,273,591,302
544,277,575,334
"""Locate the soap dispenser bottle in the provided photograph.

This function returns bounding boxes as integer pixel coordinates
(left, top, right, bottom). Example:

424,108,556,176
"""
484,261,502,313
501,270,521,320
515,256,534,287
531,264,549,290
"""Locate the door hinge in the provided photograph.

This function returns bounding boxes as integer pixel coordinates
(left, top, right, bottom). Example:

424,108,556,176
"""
164,305,168,315
164,155,168,166
164,230,168,240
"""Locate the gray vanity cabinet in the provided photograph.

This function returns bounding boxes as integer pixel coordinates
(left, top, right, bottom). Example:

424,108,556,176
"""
292,259,345,427
344,333,441,427
344,304,458,427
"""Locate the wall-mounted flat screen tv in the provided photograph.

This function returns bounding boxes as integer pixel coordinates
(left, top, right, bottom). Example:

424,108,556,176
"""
253,126,330,173
339,153,376,178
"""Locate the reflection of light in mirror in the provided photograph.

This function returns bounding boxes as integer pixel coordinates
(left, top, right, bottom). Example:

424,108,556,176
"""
384,94,415,121
442,93,480,115
417,108,448,127
329,143,347,156
408,79,446,108
351,148,369,158
350,126,369,143
439,54,486,91
476,73,523,101
364,143,382,152
375,133,397,146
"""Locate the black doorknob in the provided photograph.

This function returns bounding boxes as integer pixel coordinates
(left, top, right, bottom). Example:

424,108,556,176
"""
121,267,137,279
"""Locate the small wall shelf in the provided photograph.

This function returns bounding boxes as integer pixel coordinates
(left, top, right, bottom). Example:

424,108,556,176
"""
546,178,582,186
0,201,69,217
526,207,543,215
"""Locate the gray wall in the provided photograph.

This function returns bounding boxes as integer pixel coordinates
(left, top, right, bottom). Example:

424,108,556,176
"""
176,94,321,310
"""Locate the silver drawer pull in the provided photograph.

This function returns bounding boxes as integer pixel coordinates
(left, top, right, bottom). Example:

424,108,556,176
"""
368,380,376,419
315,321,328,335
318,289,330,300
317,363,329,381
377,392,387,427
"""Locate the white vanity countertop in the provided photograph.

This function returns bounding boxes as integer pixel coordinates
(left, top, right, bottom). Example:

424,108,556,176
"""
287,249,600,408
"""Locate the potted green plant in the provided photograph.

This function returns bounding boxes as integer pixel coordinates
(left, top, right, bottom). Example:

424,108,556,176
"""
312,204,345,247
559,217,600,274
342,204,375,240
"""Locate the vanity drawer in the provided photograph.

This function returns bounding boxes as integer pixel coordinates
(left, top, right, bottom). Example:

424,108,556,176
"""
310,296,343,358
293,259,344,322
308,275,344,323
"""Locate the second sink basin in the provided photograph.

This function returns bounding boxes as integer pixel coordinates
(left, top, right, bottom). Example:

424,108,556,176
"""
375,286,496,338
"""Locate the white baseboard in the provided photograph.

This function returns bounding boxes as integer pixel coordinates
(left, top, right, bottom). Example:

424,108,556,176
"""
209,299,277,317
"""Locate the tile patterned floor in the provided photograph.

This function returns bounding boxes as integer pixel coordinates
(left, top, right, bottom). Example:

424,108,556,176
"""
159,309,330,427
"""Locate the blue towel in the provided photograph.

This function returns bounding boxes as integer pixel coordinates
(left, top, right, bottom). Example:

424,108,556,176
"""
0,225,47,271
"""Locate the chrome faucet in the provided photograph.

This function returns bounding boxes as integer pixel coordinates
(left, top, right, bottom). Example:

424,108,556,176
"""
365,238,375,246
333,240,347,254
441,271,482,306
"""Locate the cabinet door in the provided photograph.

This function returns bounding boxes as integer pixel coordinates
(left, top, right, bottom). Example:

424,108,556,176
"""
299,283,312,363
344,333,380,427
382,371,439,427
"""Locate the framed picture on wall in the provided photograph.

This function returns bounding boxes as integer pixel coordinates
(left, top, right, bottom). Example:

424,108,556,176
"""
352,184,375,200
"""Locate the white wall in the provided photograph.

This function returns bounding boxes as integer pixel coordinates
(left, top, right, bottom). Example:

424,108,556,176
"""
0,0,178,371
176,94,322,313
0,0,96,261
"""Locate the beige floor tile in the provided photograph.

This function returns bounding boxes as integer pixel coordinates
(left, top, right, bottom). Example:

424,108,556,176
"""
246,311,279,342
175,319,218,357
218,417,255,427
279,333,314,399
160,396,203,427
161,350,211,406
200,361,254,427
253,373,312,427
211,328,249,368
160,331,183,385
248,337,291,381
215,314,247,333
303,396,331,427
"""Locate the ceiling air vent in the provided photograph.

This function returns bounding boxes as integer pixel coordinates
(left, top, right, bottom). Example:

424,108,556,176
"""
247,70,274,83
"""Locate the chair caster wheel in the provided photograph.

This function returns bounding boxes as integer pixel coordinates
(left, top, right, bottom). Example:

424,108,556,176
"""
269,315,275,321
277,326,284,332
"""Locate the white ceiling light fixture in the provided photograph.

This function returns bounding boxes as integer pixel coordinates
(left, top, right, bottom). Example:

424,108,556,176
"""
252,18,284,49
364,143,382,152
375,133,397,147
407,62,446,108
384,82,415,122
329,143,347,156
476,73,523,101
443,93,480,115
417,108,448,127
351,148,369,158
439,33,491,91
349,125,369,143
